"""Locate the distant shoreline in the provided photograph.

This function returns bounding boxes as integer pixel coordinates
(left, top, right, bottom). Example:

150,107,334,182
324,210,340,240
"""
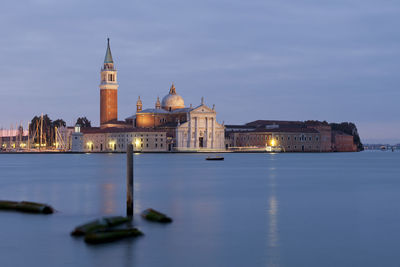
0,151,357,154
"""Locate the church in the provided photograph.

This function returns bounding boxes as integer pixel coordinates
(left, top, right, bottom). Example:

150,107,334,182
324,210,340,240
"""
126,84,225,151
77,38,225,152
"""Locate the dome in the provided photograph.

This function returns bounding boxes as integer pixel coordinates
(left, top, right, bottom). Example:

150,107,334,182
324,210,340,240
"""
161,83,185,111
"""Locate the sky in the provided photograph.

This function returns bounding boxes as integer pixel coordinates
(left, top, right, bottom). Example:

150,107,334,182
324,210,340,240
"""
0,0,399,144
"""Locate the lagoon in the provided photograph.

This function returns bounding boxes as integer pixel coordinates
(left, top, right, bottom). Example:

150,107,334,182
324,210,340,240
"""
0,151,399,267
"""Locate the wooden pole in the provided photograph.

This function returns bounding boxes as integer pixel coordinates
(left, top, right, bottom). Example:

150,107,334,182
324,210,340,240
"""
126,144,134,217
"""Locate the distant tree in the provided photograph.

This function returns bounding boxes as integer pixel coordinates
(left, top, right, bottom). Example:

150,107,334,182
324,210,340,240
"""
76,117,91,128
29,114,53,145
53,119,66,128
304,120,329,126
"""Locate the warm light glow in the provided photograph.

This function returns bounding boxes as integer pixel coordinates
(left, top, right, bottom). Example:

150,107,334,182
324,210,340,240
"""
20,143,26,148
108,140,116,150
271,139,276,147
134,139,140,147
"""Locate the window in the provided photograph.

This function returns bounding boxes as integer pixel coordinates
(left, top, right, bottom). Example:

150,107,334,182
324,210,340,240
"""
155,143,158,148
288,136,290,140
146,144,149,147
161,144,163,147
309,137,312,141
294,137,297,141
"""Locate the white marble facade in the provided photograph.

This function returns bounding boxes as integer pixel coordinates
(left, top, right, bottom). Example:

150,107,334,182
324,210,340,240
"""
176,104,225,151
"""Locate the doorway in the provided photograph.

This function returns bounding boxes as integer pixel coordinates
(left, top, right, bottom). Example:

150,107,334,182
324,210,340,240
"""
199,137,204,148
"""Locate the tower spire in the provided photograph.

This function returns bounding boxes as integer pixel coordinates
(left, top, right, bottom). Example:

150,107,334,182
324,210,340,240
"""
104,38,114,64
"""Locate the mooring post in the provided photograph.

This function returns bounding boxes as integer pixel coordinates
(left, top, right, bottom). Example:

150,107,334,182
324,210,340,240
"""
127,144,134,217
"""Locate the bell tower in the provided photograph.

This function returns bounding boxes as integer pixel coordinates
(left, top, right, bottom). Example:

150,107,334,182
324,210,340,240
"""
100,38,118,127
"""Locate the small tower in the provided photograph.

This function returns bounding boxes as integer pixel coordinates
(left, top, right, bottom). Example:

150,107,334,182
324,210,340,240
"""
155,96,161,109
100,38,119,127
136,96,142,112
71,124,83,152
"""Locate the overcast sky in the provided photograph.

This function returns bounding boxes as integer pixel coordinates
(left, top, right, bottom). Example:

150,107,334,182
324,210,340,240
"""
0,0,399,143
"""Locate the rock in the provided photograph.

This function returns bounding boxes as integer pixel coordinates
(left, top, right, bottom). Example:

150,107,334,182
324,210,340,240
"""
141,208,172,223
0,200,54,214
71,216,131,236
84,228,143,244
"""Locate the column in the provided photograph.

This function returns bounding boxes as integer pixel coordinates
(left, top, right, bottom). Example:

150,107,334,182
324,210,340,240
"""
194,117,198,148
187,114,192,148
205,117,209,148
211,117,215,148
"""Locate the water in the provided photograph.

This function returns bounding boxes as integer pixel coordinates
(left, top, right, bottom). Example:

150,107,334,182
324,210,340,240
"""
0,152,399,267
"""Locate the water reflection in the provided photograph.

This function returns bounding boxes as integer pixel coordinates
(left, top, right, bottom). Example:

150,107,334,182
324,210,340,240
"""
267,169,280,267
101,183,116,214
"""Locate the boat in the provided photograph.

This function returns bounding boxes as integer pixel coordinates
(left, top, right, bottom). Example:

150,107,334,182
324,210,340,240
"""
206,155,224,161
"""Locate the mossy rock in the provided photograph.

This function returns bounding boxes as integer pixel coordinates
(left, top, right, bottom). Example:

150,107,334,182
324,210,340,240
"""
141,208,172,223
71,216,131,236
84,228,143,244
0,200,54,214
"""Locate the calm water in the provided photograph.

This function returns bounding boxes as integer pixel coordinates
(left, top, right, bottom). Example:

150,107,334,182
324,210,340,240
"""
0,152,399,267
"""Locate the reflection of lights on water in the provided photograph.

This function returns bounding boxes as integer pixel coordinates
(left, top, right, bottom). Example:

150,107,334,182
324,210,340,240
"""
268,196,278,248
102,183,116,214
267,172,280,267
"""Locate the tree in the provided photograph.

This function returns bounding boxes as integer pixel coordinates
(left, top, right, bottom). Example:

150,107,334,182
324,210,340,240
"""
29,115,67,146
53,119,66,128
76,117,91,128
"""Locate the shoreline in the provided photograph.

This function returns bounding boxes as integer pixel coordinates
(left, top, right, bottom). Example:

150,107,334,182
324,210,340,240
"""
0,150,356,154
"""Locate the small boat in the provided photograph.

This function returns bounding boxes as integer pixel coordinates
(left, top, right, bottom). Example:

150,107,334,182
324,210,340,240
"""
206,155,224,161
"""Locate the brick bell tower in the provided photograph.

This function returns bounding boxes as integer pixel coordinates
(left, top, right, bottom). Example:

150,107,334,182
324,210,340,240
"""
100,38,118,127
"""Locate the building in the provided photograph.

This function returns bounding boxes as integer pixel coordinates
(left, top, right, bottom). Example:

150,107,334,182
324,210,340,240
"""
99,39,130,129
126,84,225,151
225,120,357,152
226,123,321,152
70,126,167,152
332,131,357,152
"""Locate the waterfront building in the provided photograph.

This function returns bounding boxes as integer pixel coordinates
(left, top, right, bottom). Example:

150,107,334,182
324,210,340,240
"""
126,84,225,151
225,120,357,152
71,127,167,152
225,124,321,152
331,131,357,152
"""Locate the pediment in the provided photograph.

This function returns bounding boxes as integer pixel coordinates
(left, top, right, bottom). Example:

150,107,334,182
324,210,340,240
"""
190,104,215,114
